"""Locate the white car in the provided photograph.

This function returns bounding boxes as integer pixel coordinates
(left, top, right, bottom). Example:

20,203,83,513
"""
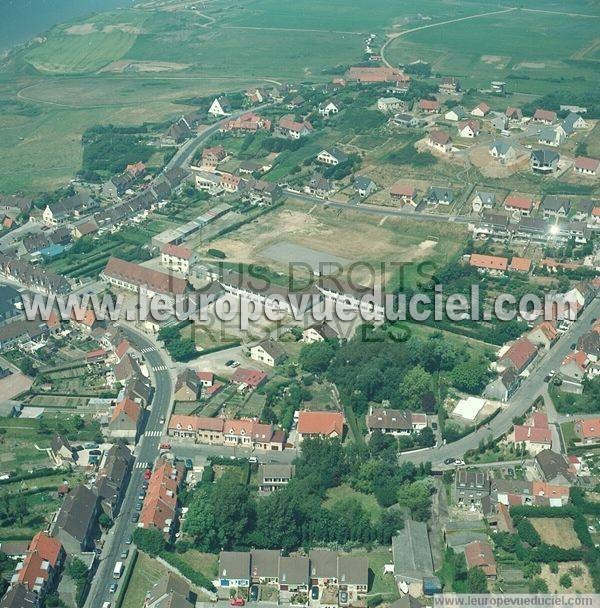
454,459,465,466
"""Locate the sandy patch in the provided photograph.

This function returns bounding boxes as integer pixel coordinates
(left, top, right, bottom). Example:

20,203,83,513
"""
468,144,528,178
530,517,580,549
480,55,506,63
540,562,593,593
102,24,146,35
65,23,97,35
100,60,190,73
418,239,437,251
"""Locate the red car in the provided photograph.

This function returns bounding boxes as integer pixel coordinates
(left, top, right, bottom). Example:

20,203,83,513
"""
144,468,152,480
160,443,171,450
230,599,245,606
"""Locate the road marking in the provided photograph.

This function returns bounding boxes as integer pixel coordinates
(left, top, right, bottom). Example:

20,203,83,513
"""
134,461,150,469
141,347,156,353
144,430,162,437
151,365,168,372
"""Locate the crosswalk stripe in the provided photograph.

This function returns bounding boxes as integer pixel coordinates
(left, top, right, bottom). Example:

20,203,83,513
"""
152,365,167,372
141,347,155,353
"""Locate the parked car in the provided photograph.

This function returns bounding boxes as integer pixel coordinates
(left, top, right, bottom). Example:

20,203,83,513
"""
311,586,319,600
250,586,259,602
185,459,193,470
144,468,152,480
109,583,117,594
120,549,129,559
131,513,139,523
135,502,143,511
89,449,102,456
142,481,149,490
225,360,234,367
248,457,258,463
339,591,348,605
160,442,171,450
125,535,132,545
444,458,456,465
85,443,99,449
231,599,245,606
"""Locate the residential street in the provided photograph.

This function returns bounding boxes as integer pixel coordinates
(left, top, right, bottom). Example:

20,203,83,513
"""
399,296,600,466
85,327,173,608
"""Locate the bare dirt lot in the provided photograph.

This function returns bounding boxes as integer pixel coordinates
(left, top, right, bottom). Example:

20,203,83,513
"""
540,562,593,593
530,517,580,549
206,200,465,285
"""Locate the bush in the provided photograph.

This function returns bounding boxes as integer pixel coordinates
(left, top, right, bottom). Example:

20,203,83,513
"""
559,573,572,589
207,248,226,259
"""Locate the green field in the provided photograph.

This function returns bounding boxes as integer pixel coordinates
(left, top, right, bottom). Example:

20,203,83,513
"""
386,8,600,95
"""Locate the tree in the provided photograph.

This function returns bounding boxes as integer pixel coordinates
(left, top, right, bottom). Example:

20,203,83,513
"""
450,359,490,394
133,528,166,556
529,578,548,593
467,567,488,593
559,573,572,589
299,341,336,374
523,562,541,579
397,482,431,521
98,513,112,529
369,430,397,461
398,366,433,409
68,557,88,582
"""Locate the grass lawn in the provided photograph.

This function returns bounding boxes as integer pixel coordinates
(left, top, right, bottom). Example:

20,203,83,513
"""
324,484,383,524
176,549,218,581
349,548,398,598
529,517,580,549
561,421,577,447
121,551,167,608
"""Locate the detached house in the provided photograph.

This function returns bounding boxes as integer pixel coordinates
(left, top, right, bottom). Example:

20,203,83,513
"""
540,195,571,219
428,130,452,154
444,106,467,121
208,96,232,117
574,418,600,444
464,541,496,579
250,338,287,367
489,140,517,162
458,120,480,138
318,101,341,117
574,156,599,176
424,186,453,205
302,321,339,343
533,109,556,125
538,125,566,147
297,411,345,441
418,99,440,114
258,464,295,493
439,77,460,94
471,191,495,213
390,183,417,206
505,107,523,123
471,102,490,117
377,97,404,113
353,176,377,197
366,407,427,436
316,147,348,166
276,115,313,139
512,412,552,454
531,149,559,174
174,369,202,402
504,194,534,216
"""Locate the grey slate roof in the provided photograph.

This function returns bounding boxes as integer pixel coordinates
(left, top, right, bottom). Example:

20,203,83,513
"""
53,484,98,543
392,519,434,580
541,195,571,213
250,549,281,579
220,551,251,580
309,549,338,579
337,555,368,586
278,556,309,586
531,149,559,165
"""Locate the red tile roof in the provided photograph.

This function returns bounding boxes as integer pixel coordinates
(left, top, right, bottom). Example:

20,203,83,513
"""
115,339,130,360
502,338,537,372
509,257,532,273
505,194,534,211
297,411,345,437
390,183,416,198
514,424,551,444
469,254,508,271
102,256,187,296
464,540,496,577
429,130,451,145
531,481,569,500
168,414,224,432
534,109,556,122
197,371,214,382
575,417,600,439
419,99,440,111
111,397,141,423
231,368,268,388
161,243,193,260
17,532,63,591
575,156,600,172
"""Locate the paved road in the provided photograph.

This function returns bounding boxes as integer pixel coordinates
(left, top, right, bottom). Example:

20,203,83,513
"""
284,190,470,224
86,327,173,608
400,296,600,467
172,441,298,464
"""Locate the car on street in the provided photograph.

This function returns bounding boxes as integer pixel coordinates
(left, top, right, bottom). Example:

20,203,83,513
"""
311,586,319,600
142,481,149,489
250,585,259,602
131,513,139,523
431,422,438,430
231,599,245,606
144,468,152,480
138,491,146,501
159,417,165,424
102,602,111,608
570,343,576,349
89,449,102,456
339,591,348,605
544,374,551,382
109,583,118,594
185,459,193,470
248,457,258,463
125,535,132,545
135,502,143,511
160,442,171,450
454,459,465,466
121,549,129,559
231,361,240,367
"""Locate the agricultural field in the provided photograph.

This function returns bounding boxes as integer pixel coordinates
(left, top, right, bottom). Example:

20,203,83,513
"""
206,199,467,289
529,517,581,549
385,8,600,95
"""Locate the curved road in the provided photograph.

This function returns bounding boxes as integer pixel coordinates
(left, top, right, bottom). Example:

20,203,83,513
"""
86,326,173,608
399,297,600,466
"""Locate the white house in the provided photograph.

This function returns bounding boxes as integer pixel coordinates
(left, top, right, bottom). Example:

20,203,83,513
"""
377,97,404,113
458,120,480,138
471,191,495,213
249,338,287,367
444,106,467,121
316,147,348,166
489,140,517,162
538,125,566,147
318,101,341,117
161,243,196,276
471,102,490,117
208,97,232,117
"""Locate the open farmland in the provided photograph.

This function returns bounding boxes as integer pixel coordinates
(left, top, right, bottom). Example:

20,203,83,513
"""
385,8,600,95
